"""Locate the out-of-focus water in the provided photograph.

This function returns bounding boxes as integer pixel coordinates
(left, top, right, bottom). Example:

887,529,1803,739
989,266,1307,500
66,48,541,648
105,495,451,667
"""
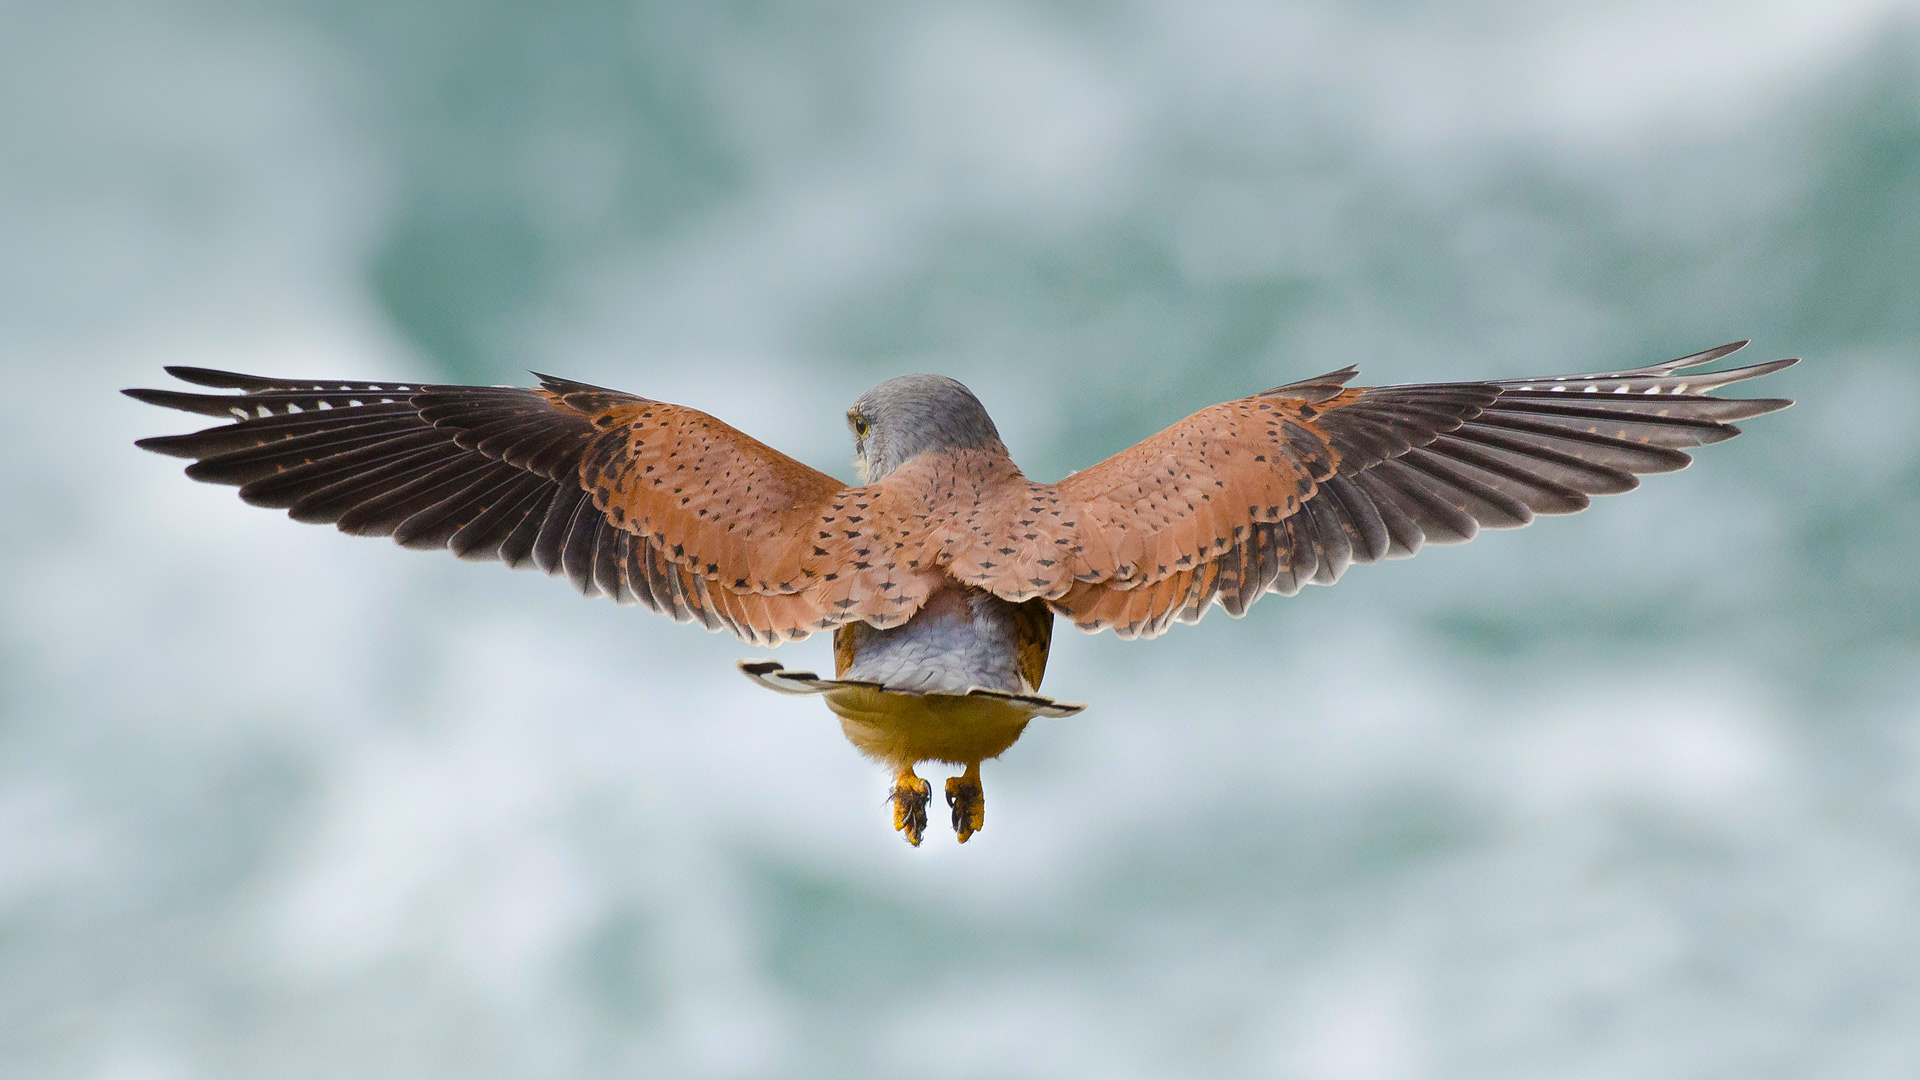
4,1,1918,1076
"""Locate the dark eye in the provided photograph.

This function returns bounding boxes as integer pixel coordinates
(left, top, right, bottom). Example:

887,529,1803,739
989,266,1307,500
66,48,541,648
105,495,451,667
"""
850,415,869,437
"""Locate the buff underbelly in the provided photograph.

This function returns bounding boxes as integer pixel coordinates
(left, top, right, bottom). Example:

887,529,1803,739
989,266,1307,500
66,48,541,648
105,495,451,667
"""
829,584,1046,766
824,685,1038,767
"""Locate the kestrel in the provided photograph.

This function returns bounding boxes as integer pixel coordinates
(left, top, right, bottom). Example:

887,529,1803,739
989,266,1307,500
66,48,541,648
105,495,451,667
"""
127,342,1794,845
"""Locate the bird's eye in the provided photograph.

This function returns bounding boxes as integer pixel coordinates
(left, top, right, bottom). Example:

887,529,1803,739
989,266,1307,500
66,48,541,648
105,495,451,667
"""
850,415,869,437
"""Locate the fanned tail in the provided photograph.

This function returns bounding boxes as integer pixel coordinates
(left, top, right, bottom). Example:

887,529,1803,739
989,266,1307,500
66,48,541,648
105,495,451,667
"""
736,660,1087,718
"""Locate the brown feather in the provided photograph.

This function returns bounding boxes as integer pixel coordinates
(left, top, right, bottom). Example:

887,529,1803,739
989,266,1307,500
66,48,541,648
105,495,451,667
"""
126,346,1793,646
1043,345,1794,636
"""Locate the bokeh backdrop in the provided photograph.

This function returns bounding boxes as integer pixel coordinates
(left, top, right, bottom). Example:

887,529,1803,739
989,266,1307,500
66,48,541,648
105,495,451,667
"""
5,1,1919,1077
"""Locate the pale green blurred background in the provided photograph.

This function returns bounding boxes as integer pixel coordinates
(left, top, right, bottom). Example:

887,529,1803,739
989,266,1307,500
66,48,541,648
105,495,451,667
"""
3,1,1918,1077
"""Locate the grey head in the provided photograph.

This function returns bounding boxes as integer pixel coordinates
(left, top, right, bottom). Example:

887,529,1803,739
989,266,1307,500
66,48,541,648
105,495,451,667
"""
847,374,1004,481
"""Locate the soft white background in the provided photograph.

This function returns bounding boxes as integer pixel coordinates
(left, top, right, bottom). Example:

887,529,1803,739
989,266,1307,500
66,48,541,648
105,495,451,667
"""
3,1,1917,1077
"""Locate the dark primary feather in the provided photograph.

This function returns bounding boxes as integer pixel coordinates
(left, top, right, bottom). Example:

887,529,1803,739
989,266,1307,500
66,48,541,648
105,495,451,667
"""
122,366,787,641
1284,343,1795,575
1063,342,1796,638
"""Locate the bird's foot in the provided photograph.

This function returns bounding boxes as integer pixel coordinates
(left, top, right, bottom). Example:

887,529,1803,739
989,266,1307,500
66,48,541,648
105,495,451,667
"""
945,764,984,843
889,767,931,846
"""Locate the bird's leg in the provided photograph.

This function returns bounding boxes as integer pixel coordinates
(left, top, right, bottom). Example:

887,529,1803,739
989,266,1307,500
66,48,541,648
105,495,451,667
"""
889,765,931,846
945,761,985,843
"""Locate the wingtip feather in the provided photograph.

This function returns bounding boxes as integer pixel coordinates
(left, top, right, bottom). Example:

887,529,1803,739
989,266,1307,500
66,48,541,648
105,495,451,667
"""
161,365,268,389
1687,356,1800,391
122,386,244,417
1673,340,1749,370
132,432,202,458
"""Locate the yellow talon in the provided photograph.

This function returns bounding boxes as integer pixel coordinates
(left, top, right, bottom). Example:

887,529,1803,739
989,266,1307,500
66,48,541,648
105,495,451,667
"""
945,762,984,843
889,768,931,846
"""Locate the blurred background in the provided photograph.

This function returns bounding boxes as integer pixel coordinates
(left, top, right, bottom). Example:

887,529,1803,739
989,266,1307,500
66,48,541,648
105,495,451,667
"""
3,1,1918,1077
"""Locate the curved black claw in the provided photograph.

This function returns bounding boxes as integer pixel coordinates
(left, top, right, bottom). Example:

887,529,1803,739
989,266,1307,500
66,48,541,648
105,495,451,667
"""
890,772,931,846
946,772,984,843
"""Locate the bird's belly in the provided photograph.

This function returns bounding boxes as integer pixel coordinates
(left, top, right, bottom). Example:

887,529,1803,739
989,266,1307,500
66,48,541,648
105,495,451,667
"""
826,584,1042,765
826,687,1033,766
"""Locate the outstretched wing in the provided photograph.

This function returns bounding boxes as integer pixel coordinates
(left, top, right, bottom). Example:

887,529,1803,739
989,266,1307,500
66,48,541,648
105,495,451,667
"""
125,368,859,645
1049,342,1796,638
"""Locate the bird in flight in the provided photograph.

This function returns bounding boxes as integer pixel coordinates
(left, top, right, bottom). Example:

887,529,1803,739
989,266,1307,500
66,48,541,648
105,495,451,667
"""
127,342,1794,846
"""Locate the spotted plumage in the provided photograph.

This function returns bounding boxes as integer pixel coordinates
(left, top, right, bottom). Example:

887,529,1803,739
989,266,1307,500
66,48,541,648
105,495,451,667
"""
127,342,1795,845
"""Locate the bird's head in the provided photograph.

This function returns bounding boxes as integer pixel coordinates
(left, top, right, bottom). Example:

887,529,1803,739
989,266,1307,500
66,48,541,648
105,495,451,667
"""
847,374,1004,482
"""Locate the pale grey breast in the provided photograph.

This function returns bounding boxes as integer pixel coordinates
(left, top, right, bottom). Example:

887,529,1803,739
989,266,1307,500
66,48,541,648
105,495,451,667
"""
839,588,1032,695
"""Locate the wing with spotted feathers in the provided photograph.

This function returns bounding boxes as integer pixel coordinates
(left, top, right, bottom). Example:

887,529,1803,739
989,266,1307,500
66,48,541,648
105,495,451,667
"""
1047,342,1796,638
125,367,895,645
